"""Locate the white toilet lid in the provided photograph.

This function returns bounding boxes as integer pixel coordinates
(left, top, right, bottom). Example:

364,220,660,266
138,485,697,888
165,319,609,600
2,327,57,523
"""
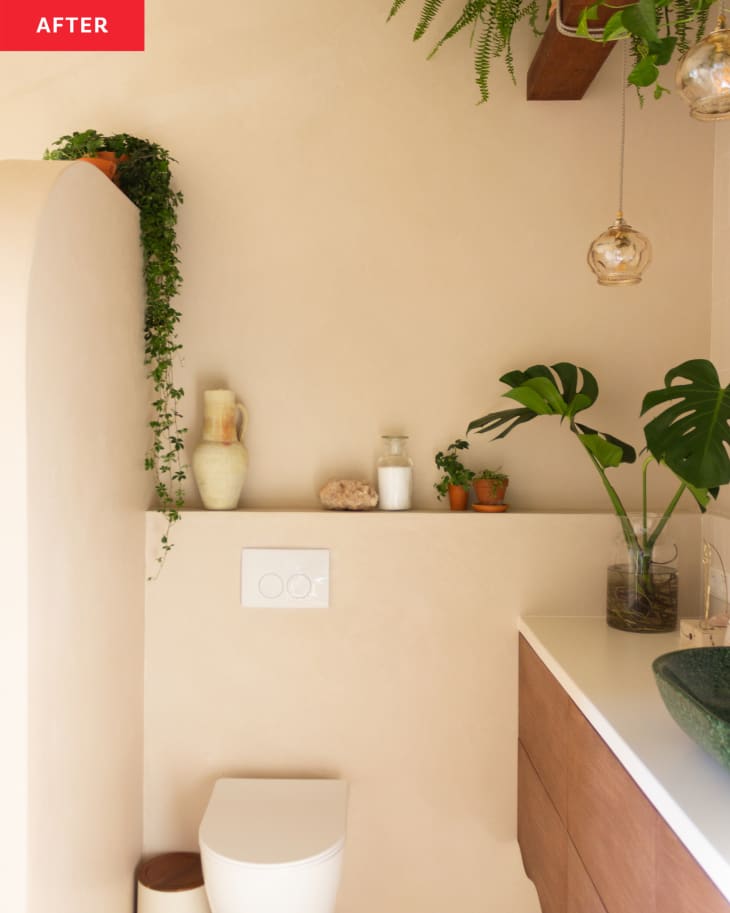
199,778,347,867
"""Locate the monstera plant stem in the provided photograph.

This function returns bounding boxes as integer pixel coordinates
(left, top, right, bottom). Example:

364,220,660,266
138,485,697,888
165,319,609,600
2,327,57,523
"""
581,438,686,557
648,478,686,552
583,446,630,522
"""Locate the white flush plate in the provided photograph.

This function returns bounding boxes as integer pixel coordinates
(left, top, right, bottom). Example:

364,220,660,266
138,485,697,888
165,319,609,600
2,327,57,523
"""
241,548,330,609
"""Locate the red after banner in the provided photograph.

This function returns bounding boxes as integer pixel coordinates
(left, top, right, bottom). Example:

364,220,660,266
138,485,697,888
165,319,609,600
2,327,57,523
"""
0,0,144,51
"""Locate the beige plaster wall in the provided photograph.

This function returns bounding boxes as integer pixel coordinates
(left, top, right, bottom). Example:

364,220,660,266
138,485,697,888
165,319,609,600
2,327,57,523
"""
0,3,719,910
0,160,64,913
703,125,730,576
143,509,701,913
712,125,730,378
17,161,146,913
0,0,715,515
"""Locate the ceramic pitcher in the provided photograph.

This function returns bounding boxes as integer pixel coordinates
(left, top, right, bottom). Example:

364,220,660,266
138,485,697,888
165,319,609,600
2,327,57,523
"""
192,389,249,510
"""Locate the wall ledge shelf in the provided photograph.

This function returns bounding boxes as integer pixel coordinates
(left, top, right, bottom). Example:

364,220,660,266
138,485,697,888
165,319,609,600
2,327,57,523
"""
146,508,703,518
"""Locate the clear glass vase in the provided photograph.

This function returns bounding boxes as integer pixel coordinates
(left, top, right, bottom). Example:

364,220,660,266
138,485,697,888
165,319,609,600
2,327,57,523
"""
377,435,413,510
606,514,679,633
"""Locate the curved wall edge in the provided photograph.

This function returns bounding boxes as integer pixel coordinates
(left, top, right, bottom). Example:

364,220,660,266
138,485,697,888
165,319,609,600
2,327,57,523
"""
0,159,147,913
0,158,72,913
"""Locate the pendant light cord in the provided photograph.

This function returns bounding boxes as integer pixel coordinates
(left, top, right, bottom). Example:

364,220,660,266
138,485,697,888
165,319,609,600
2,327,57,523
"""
617,43,627,220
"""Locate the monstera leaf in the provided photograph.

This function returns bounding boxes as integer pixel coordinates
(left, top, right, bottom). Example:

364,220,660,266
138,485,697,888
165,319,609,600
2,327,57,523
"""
468,362,636,470
641,359,730,491
574,423,637,468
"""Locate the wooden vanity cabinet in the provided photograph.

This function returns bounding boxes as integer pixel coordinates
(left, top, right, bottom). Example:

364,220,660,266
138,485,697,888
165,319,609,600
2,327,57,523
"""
518,635,730,913
567,700,655,913
655,819,730,913
518,630,569,825
567,841,607,913
518,742,568,913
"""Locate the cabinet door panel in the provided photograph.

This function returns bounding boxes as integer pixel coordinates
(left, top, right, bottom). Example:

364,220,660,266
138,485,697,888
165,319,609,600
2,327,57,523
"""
567,703,655,913
568,842,608,913
518,742,568,913
518,635,569,823
656,816,730,913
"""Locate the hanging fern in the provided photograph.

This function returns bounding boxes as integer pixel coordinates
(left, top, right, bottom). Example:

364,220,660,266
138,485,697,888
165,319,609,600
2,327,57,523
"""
671,0,710,54
387,0,410,19
427,0,487,57
389,0,546,103
474,11,498,101
414,0,447,39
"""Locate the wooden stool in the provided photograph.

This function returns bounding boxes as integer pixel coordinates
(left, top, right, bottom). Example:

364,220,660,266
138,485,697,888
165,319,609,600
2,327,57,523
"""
137,852,210,913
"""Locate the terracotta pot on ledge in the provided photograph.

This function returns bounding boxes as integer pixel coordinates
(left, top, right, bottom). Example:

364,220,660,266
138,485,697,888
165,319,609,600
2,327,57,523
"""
473,477,508,505
447,484,469,511
79,151,129,184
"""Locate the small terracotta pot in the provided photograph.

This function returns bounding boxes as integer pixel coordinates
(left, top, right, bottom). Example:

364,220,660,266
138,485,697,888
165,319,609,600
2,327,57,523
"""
447,484,469,511
473,477,508,505
79,152,128,184
79,155,117,181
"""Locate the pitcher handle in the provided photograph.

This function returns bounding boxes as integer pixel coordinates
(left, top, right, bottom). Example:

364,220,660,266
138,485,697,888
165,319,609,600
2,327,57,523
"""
236,403,249,441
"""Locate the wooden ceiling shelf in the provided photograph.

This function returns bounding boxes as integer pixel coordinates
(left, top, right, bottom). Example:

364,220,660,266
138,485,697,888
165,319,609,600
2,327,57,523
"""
527,0,634,100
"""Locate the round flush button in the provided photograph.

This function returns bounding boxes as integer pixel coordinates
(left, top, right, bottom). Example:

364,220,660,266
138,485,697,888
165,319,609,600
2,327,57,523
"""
287,573,312,599
259,573,284,599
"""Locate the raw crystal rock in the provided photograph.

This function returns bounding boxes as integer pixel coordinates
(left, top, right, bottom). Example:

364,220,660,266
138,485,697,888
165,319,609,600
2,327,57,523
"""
319,479,379,511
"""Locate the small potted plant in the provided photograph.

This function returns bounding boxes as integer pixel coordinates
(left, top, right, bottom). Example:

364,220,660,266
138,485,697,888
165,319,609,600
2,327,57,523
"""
44,128,124,181
434,439,475,510
472,468,509,506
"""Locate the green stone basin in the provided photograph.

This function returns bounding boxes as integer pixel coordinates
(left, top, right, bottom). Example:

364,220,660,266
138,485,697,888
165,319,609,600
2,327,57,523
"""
653,647,730,771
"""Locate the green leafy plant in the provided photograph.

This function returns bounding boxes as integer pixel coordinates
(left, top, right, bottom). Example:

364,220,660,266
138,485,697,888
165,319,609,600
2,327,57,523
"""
468,359,730,625
388,0,712,102
43,130,107,158
434,438,476,498
45,130,186,576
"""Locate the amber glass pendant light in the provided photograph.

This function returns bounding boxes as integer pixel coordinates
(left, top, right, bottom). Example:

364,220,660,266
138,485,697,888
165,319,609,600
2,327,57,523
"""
676,7,730,121
587,46,652,286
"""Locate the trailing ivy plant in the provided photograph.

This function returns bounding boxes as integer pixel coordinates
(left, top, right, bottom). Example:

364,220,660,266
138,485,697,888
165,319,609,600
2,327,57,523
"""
44,130,186,576
388,0,712,103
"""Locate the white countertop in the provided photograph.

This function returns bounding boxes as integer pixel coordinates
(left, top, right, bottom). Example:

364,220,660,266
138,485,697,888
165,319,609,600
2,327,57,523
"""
519,616,730,903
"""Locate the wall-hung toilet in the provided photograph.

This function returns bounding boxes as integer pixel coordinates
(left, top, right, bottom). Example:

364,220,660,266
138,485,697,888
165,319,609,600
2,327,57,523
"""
199,778,347,913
